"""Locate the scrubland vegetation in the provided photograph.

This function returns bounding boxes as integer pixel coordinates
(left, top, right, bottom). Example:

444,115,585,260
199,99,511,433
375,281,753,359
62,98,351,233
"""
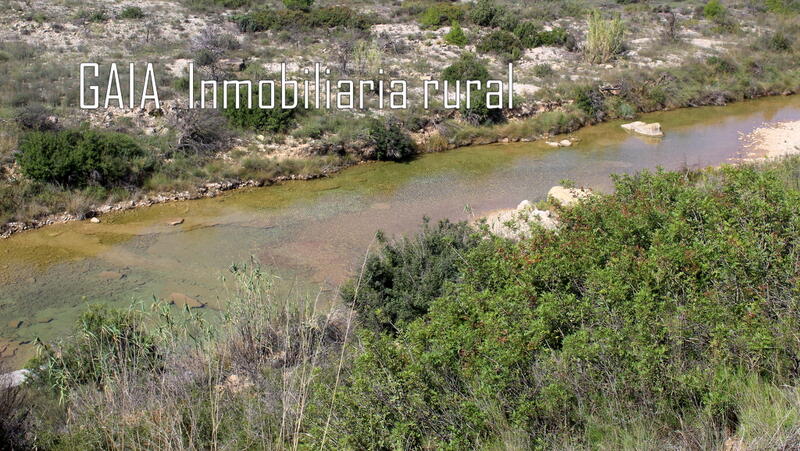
3,154,800,449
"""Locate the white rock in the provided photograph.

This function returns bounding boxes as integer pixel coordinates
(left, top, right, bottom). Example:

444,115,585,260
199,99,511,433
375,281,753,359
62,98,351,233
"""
559,139,572,147
0,369,30,388
90,217,101,223
621,121,664,137
547,186,593,207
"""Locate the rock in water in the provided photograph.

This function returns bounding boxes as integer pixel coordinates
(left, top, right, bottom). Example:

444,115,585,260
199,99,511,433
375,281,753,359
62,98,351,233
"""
621,121,664,137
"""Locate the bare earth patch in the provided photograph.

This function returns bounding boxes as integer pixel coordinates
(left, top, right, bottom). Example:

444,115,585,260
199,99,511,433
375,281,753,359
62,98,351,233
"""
742,120,800,160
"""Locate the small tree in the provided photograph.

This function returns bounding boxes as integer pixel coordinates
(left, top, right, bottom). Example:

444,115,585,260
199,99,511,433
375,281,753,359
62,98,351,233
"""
444,21,468,46
585,10,625,64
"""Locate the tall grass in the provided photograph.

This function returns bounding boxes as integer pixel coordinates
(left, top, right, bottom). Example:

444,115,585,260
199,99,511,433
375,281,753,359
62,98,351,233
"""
585,10,626,64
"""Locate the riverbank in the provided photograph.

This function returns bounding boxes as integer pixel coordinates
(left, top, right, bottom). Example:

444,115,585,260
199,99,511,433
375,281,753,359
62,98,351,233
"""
3,92,798,240
742,119,800,160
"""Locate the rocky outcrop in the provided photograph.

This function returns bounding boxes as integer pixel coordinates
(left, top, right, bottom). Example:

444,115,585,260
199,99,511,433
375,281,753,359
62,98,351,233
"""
482,200,558,240
621,121,664,137
547,186,593,207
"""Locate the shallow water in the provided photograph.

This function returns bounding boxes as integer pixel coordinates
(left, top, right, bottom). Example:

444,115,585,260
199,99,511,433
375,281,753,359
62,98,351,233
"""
1,95,799,367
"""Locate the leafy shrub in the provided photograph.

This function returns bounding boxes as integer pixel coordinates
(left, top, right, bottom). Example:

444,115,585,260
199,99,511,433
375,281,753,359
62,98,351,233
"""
513,22,571,48
419,2,465,29
468,0,503,27
703,0,726,19
17,129,150,188
342,218,479,333
283,0,314,12
476,30,523,61
460,89,505,125
574,85,606,120
221,88,297,133
326,163,800,448
441,52,489,84
234,6,369,32
444,20,468,46
77,8,108,22
366,117,415,161
118,6,145,19
585,10,625,63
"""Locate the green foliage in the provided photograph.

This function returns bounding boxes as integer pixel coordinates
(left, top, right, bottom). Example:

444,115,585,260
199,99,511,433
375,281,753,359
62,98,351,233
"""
476,30,523,61
706,55,738,74
29,305,161,401
342,218,479,334
460,89,505,126
234,6,369,32
17,129,150,188
221,88,296,133
283,0,314,12
765,31,794,52
585,10,625,63
366,117,416,161
441,52,489,84
444,20,468,46
468,0,503,27
703,0,726,19
118,6,145,19
328,162,800,447
419,2,465,29
574,85,606,121
513,22,571,49
766,0,800,14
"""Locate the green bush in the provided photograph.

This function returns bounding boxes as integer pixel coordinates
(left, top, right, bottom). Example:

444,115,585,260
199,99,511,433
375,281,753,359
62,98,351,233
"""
468,0,503,27
444,20,468,46
342,218,479,333
513,22,571,48
118,6,145,19
234,6,369,32
441,52,490,84
460,89,505,125
476,30,523,61
325,162,800,448
283,0,314,12
703,0,726,19
17,129,150,188
220,86,297,133
419,2,465,29
366,118,415,161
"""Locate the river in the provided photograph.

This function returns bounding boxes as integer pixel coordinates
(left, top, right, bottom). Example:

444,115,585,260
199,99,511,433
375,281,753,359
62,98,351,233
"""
1,95,799,368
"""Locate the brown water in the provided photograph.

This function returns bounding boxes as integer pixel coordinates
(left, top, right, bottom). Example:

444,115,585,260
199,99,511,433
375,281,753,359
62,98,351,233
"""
1,95,799,367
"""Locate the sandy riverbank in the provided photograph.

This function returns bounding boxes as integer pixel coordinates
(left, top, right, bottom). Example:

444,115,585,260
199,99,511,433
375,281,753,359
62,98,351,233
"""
742,120,800,160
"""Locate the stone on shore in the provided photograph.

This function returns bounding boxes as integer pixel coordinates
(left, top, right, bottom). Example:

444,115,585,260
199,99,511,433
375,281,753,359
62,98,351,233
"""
482,200,558,240
621,121,664,137
90,217,101,223
547,186,593,207
168,292,205,309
